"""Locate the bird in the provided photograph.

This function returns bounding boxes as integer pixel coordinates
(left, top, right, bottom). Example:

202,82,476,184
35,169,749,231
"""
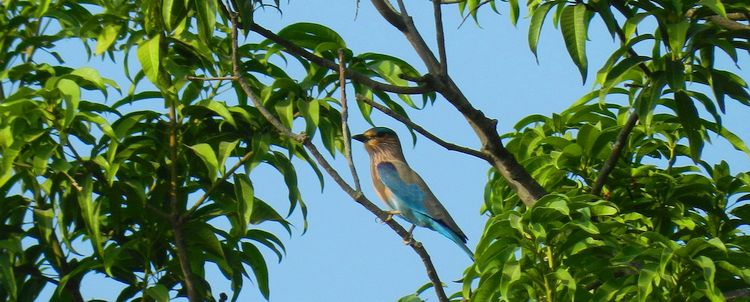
352,127,474,260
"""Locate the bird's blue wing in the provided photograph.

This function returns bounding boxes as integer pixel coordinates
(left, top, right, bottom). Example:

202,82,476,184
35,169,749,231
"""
376,162,428,213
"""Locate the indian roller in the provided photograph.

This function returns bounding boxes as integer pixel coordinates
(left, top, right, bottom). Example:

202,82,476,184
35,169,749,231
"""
353,127,474,259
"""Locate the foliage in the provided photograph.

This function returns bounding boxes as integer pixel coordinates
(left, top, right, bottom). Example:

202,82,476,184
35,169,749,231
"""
0,0,432,300
458,0,750,300
1,0,749,301
469,101,750,301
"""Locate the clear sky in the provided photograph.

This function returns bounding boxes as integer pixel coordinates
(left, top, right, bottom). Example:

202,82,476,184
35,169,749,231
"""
30,1,750,301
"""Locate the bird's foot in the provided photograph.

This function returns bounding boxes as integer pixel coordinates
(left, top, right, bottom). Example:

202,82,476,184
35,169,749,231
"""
402,237,414,245
402,225,416,245
380,210,401,223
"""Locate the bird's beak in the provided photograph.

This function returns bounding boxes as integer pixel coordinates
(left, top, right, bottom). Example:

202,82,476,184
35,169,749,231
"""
352,134,368,142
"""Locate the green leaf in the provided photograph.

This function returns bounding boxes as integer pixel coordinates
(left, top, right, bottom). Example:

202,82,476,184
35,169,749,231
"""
200,99,237,128
508,0,520,26
398,294,424,302
240,242,270,299
277,22,346,50
638,268,656,302
699,0,727,18
623,13,651,41
77,112,117,143
194,0,217,43
666,20,689,59
185,221,225,259
591,203,618,216
693,256,722,301
189,143,219,182
0,252,17,301
96,24,121,55
529,2,555,62
298,98,320,136
34,0,51,17
137,35,161,85
560,4,590,82
674,90,703,161
274,97,294,129
145,285,170,302
57,79,81,129
218,140,239,175
78,178,104,257
234,173,254,235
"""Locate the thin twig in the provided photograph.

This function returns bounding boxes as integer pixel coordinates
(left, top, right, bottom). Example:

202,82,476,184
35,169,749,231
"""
726,288,750,301
356,95,488,161
339,49,362,192
186,75,238,81
229,13,450,302
457,0,492,29
433,0,448,75
186,150,256,217
591,112,638,196
248,23,432,95
61,171,83,192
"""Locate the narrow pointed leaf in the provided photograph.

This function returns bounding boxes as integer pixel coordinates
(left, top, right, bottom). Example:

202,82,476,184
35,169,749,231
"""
560,4,590,82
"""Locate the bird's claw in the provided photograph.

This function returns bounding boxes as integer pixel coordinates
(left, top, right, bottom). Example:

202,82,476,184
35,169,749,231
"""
381,210,401,223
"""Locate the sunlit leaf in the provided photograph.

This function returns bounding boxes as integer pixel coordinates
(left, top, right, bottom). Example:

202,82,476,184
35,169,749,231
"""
560,4,591,82
137,35,161,84
189,143,220,182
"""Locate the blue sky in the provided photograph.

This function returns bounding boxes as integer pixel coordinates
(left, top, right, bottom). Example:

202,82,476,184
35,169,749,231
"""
26,1,750,301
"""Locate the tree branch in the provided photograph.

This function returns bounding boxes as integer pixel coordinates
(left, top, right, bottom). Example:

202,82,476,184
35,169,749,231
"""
339,49,362,192
368,0,547,206
704,15,750,30
591,111,639,196
186,75,238,81
165,55,197,301
356,95,488,161
248,23,432,95
433,0,448,75
370,0,406,30
686,9,750,30
726,288,750,301
390,0,442,74
233,14,449,302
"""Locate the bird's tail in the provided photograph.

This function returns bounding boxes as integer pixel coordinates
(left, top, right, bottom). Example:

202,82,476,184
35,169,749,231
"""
432,222,475,261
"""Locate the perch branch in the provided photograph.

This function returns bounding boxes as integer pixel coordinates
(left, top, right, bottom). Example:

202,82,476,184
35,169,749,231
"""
356,95,488,161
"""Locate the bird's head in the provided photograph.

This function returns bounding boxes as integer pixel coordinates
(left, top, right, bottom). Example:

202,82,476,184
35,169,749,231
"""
353,127,403,157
